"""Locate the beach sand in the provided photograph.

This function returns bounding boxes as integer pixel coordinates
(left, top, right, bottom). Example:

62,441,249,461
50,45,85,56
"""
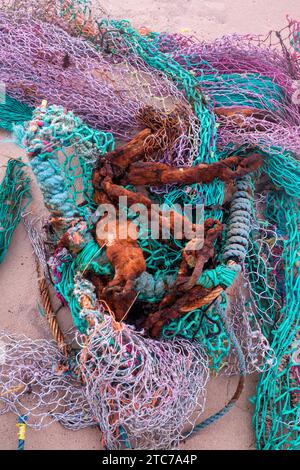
0,0,298,450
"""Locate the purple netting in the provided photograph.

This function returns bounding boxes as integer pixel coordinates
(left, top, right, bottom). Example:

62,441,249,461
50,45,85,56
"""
0,10,200,166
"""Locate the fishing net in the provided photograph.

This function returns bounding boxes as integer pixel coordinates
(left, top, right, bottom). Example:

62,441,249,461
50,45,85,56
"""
252,191,300,449
0,0,299,450
225,291,276,376
0,332,95,430
0,8,201,170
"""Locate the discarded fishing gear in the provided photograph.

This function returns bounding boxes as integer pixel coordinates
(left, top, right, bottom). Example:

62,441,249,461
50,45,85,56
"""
0,0,299,450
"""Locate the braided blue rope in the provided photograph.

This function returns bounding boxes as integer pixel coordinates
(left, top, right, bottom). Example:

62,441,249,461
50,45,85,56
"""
26,105,79,218
223,176,253,263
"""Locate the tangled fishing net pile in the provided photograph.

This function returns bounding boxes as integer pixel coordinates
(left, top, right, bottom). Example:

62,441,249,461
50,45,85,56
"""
0,0,299,450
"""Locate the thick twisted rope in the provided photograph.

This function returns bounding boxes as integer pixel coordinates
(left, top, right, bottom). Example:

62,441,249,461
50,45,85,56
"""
0,159,31,264
185,176,253,436
22,211,69,356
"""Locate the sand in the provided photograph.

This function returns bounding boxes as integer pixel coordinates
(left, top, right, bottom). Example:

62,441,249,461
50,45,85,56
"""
0,0,299,450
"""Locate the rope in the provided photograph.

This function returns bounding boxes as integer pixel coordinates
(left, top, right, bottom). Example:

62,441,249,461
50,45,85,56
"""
0,159,31,264
162,177,252,366
223,176,253,263
0,3,299,449
25,102,114,220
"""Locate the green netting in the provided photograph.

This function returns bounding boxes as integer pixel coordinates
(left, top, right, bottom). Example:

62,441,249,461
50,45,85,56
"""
197,73,287,111
253,190,300,450
26,104,114,221
50,239,111,332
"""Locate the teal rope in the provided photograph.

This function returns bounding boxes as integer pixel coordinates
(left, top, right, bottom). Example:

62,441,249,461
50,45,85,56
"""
26,104,114,220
